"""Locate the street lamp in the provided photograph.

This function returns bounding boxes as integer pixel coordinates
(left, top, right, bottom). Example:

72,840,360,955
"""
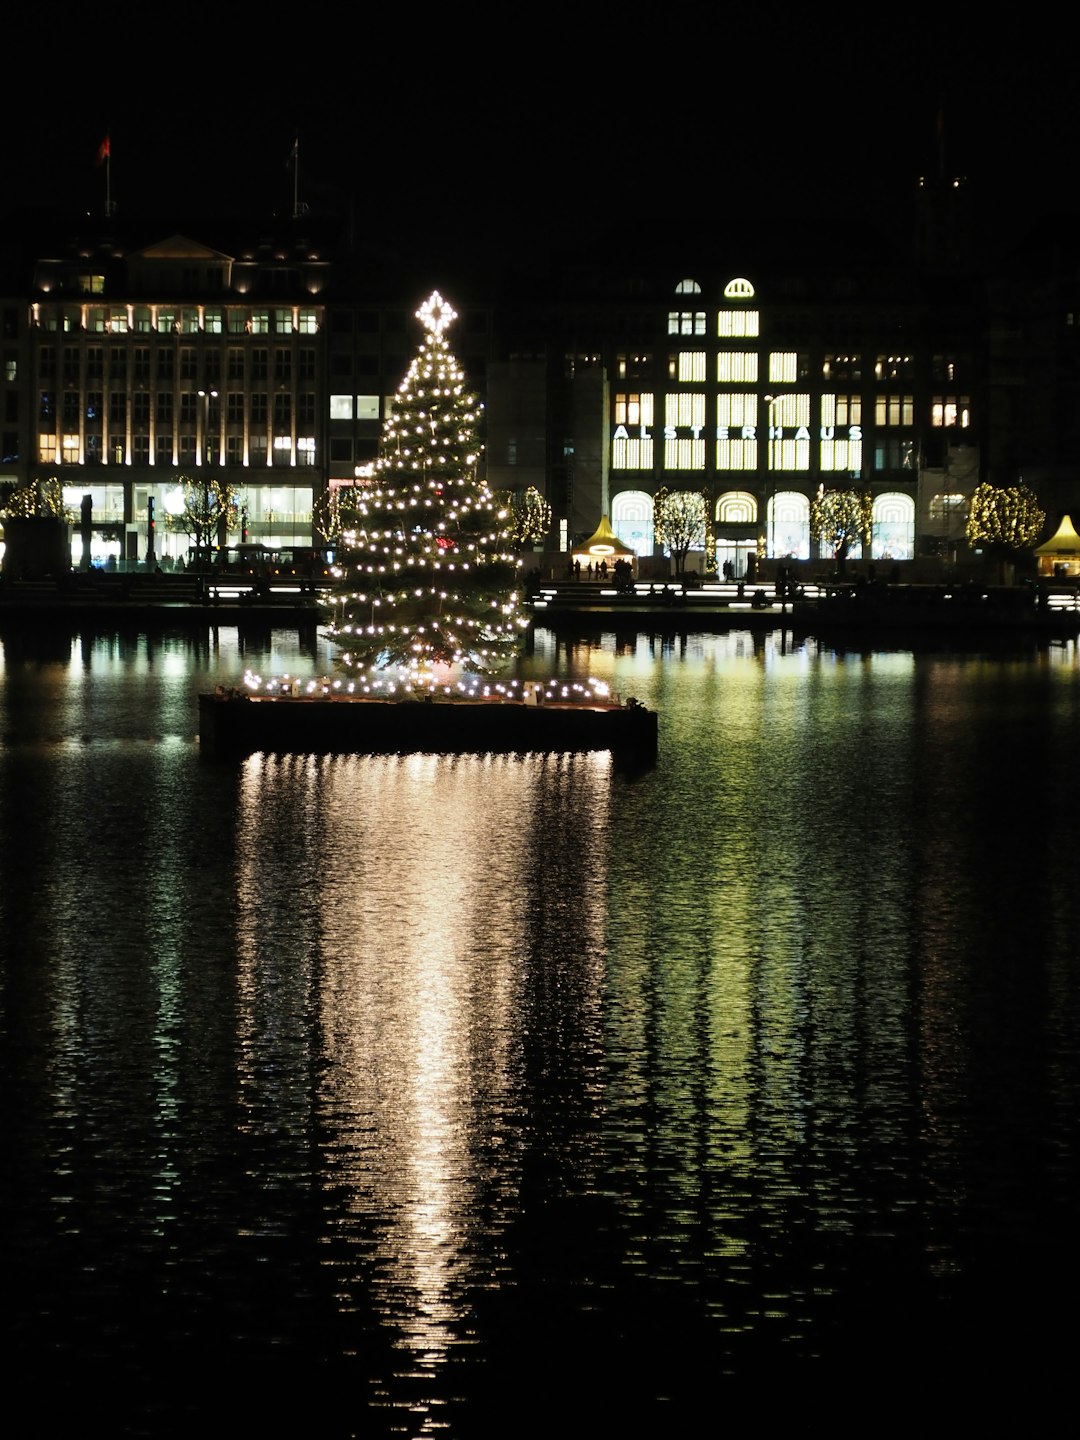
762,393,785,562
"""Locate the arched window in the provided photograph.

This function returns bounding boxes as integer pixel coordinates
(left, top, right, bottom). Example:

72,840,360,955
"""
715,490,757,525
674,278,701,294
772,490,811,559
612,489,655,557
873,491,915,560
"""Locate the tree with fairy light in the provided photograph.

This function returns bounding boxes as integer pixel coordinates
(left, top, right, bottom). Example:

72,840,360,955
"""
810,485,873,575
327,291,527,687
966,481,1046,581
654,487,712,577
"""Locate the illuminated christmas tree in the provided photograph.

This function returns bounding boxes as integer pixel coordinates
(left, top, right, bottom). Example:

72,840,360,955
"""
328,292,527,689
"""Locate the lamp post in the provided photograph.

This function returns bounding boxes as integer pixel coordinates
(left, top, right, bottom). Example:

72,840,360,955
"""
762,393,784,565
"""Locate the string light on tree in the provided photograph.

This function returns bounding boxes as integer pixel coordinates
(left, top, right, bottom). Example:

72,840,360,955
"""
327,291,528,689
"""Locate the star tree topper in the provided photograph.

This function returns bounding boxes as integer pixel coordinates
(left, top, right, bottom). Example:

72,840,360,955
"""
417,291,457,335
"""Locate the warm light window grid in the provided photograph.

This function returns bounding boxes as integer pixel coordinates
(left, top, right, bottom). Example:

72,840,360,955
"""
769,353,798,383
717,353,759,383
665,393,706,429
663,437,706,470
612,436,654,469
718,311,760,337
716,438,758,470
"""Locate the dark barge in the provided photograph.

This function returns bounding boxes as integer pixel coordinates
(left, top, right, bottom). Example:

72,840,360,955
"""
199,688,658,761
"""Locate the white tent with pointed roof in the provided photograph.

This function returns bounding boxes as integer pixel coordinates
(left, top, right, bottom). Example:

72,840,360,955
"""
571,515,637,573
1035,514,1080,576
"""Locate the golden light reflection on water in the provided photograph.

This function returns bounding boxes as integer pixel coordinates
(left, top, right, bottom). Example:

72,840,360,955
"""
233,747,613,1381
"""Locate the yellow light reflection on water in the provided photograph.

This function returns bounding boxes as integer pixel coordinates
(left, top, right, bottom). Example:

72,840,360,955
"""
234,746,613,1389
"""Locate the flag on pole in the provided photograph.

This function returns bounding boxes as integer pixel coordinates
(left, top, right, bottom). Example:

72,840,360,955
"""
286,136,298,168
95,135,110,165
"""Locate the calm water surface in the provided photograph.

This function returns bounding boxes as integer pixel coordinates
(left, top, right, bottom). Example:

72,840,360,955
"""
2,617,1078,1435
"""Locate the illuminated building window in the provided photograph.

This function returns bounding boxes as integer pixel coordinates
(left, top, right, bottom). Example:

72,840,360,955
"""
664,437,705,470
297,437,316,465
666,393,705,429
298,310,318,335
716,490,756,523
611,489,655,555
718,310,759,337
156,308,176,333
821,393,862,426
674,279,701,294
356,396,380,421
274,308,293,333
250,311,270,335
77,272,105,295
875,354,913,380
667,311,706,336
769,437,810,470
717,394,757,429
931,395,971,427
672,351,706,383
614,392,654,427
38,434,57,462
273,436,293,465
820,438,863,471
612,435,654,470
717,352,758,384
62,433,79,463
204,308,223,334
768,352,798,383
716,437,758,469
872,491,915,560
227,311,246,334
180,309,199,334
330,394,353,420
875,395,914,426
108,310,128,334
767,393,810,428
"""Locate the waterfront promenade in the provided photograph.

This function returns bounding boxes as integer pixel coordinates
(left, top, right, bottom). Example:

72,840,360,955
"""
5,569,1080,637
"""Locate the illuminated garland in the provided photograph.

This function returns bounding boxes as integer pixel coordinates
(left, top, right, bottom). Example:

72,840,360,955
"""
327,292,529,687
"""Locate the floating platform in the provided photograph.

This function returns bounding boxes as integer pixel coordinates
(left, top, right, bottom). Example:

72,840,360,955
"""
199,689,658,761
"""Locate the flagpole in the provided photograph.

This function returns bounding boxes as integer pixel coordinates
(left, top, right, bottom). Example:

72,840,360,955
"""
293,135,300,219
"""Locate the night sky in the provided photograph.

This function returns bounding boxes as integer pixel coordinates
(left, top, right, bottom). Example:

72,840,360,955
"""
5,13,1076,265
